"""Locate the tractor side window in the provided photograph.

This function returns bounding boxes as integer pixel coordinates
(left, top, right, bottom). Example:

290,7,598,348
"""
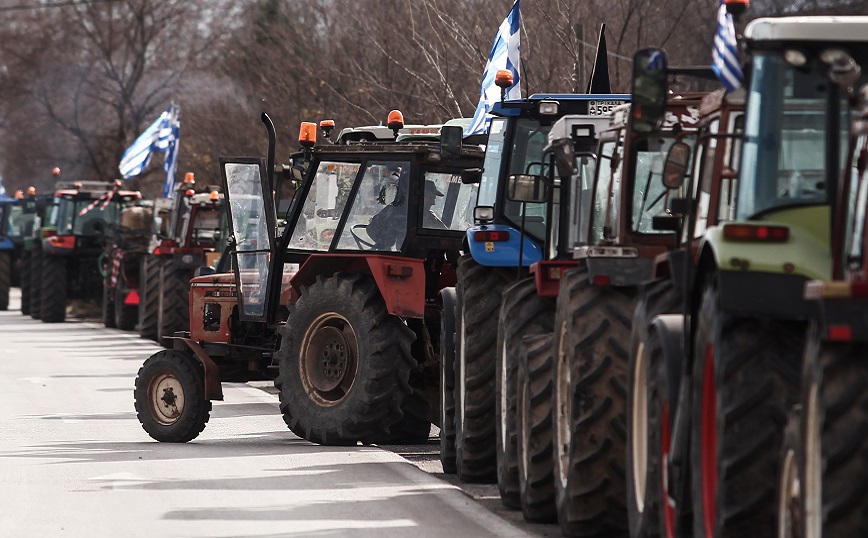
694,119,719,238
567,153,597,249
422,171,477,231
55,199,74,233
336,161,410,251
591,139,619,244
718,113,744,223
289,161,360,251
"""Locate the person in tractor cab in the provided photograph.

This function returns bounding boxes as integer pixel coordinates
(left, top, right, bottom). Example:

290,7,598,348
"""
366,166,408,249
422,179,447,230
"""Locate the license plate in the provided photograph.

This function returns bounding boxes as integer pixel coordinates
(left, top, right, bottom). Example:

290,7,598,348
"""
588,100,626,116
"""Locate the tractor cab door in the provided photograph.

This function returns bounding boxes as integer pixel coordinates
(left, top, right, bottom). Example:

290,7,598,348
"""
219,157,276,322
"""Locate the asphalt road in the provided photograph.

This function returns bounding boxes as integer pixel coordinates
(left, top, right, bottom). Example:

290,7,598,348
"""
0,289,560,538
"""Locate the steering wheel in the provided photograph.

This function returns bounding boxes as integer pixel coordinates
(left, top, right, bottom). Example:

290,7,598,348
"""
350,224,376,250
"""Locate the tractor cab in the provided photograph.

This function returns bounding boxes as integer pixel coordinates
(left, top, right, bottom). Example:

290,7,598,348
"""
48,180,141,249
221,120,484,324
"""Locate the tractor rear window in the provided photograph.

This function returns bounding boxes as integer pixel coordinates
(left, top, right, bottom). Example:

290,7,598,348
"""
422,171,477,232
632,133,694,234
55,198,119,236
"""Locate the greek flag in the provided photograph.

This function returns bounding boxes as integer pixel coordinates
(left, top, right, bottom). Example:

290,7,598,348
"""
119,106,170,179
0,176,6,200
712,1,743,92
466,0,521,136
157,105,180,198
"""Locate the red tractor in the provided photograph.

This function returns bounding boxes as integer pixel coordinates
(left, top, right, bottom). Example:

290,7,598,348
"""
133,114,484,445
137,176,226,343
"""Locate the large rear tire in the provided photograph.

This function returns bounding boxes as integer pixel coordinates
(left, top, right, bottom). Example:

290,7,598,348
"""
19,250,30,315
496,277,555,508
690,279,801,538
40,255,67,323
440,287,458,474
554,265,634,537
274,273,417,445
134,350,211,442
627,280,680,538
0,250,11,311
29,247,42,319
795,322,868,538
454,254,512,483
157,259,191,344
138,254,160,341
518,333,557,523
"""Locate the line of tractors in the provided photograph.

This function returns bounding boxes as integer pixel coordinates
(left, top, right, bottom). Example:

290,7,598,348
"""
1,6,867,538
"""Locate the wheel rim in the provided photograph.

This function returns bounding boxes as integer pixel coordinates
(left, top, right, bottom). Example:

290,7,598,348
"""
631,341,649,513
701,343,717,537
804,374,821,538
555,320,571,489
778,444,801,538
149,372,185,425
299,312,359,406
661,399,676,538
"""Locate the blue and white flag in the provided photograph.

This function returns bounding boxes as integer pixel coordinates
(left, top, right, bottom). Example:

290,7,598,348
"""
466,0,521,136
157,105,180,198
119,107,170,179
712,1,743,92
0,175,7,200
119,104,181,198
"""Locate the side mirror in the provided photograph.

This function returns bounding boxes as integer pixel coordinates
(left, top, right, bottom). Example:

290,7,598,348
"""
440,125,463,158
460,168,483,184
506,174,547,203
631,48,669,134
662,141,692,189
548,138,576,179
291,165,304,183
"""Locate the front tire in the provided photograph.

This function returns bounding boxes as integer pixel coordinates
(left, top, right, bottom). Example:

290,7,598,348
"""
29,247,42,319
518,333,557,523
797,322,868,538
554,265,633,537
496,277,555,508
627,281,680,538
40,255,67,323
274,273,416,445
134,350,211,442
454,254,512,483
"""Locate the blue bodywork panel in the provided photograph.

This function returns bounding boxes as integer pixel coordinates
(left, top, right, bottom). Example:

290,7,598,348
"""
0,237,13,250
465,224,543,267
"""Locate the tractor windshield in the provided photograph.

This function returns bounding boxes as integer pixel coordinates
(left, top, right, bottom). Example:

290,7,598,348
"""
632,133,695,233
477,117,550,241
738,52,857,219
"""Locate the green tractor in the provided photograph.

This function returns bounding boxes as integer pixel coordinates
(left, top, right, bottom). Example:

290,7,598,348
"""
39,181,141,323
629,16,868,538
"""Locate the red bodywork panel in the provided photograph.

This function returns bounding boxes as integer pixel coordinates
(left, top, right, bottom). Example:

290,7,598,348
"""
47,235,75,249
292,254,426,319
531,260,579,297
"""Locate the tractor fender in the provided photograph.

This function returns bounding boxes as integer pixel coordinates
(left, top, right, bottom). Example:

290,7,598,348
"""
167,337,224,401
291,253,426,319
464,224,543,267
